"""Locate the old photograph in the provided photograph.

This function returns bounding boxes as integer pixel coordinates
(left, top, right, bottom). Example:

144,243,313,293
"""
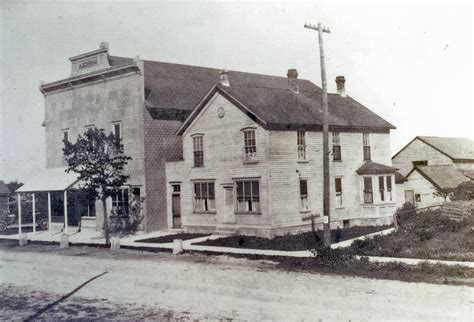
0,0,473,320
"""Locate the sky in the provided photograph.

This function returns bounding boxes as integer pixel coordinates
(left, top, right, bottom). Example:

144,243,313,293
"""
1,0,473,182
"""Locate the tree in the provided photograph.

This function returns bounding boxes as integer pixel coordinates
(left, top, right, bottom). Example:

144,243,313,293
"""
451,181,474,201
63,128,132,244
7,180,23,193
433,186,454,202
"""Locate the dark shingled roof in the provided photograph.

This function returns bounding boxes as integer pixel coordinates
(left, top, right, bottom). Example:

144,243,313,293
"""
417,136,474,161
395,172,407,184
356,162,399,175
409,165,470,190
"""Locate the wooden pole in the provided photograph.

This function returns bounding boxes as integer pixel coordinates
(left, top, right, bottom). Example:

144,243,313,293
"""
64,190,68,234
304,22,332,247
32,193,36,233
17,192,22,236
48,192,52,236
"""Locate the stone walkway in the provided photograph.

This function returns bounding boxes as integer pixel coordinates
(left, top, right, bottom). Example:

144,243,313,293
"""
2,228,474,268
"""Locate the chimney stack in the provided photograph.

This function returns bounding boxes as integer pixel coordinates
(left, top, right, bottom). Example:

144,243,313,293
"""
287,68,299,93
335,76,346,97
219,69,230,87
100,41,109,51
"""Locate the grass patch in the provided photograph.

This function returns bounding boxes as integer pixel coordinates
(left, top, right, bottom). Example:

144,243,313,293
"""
278,248,474,286
343,209,474,261
136,233,210,244
194,225,392,251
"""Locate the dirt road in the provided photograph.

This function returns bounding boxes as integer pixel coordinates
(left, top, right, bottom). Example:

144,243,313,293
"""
1,242,472,320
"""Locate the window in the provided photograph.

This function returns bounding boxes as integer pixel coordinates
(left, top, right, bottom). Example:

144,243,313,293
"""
415,193,421,203
243,130,257,162
111,187,129,215
113,122,121,148
363,177,373,204
193,135,204,167
297,131,307,161
363,133,371,161
412,160,428,167
299,179,309,210
378,176,385,202
62,129,69,144
335,177,343,207
332,132,341,161
193,182,215,212
386,176,393,201
236,180,260,213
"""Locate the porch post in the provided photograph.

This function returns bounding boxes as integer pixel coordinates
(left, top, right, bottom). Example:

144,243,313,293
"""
32,193,36,233
64,190,68,234
17,192,22,235
47,192,52,237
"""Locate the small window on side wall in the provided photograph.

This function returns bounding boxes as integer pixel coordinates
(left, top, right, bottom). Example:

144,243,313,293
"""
299,179,309,211
363,177,373,204
193,135,204,167
335,177,343,207
332,132,342,161
112,122,121,148
62,129,69,144
297,131,307,161
243,129,257,162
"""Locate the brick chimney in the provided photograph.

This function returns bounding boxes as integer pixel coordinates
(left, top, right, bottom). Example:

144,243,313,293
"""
287,69,299,93
219,69,230,87
335,76,346,97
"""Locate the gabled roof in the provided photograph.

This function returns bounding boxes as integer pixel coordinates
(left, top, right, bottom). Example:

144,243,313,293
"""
395,172,407,184
0,181,10,195
392,136,474,162
356,162,399,175
407,165,470,190
176,82,395,135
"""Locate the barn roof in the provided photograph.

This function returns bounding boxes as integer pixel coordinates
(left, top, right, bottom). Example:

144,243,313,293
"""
408,165,470,190
393,136,474,161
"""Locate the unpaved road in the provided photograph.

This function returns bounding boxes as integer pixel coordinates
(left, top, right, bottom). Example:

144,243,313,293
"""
0,242,473,321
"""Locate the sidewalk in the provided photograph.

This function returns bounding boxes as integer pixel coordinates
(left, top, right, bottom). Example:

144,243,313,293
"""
2,228,474,268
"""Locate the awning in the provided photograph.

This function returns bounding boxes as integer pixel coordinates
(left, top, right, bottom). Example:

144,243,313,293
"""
356,161,398,175
16,167,79,193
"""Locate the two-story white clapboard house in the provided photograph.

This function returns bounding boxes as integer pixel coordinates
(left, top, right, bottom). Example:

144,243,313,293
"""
166,71,398,237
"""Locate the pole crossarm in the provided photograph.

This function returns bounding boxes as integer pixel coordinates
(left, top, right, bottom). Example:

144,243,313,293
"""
304,23,330,33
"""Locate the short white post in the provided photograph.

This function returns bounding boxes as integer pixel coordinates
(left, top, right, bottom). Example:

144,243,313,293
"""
173,239,184,255
32,193,36,233
64,190,68,234
47,192,52,237
17,193,22,235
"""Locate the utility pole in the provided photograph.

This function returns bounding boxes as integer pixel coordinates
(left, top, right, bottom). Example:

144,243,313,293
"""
304,22,331,247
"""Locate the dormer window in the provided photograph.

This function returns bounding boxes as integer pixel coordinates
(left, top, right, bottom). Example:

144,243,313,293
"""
243,129,257,163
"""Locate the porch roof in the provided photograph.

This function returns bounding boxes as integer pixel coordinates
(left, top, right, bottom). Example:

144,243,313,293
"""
16,167,79,193
356,162,399,175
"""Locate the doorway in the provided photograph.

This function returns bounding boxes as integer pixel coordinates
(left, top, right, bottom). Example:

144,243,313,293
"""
222,185,236,224
405,190,415,204
171,184,181,228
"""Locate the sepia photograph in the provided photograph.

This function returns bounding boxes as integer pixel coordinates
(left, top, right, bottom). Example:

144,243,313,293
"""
0,0,473,320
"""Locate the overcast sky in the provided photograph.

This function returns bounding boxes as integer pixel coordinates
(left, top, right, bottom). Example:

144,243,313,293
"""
1,0,473,182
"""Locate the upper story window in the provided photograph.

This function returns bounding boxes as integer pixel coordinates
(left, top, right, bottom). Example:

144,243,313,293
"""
297,131,307,161
386,175,393,201
112,122,121,148
236,180,260,213
363,177,373,204
299,179,309,211
378,176,385,202
193,181,215,213
412,160,428,167
243,129,257,163
332,132,341,161
335,177,343,207
192,135,204,167
62,129,69,144
363,133,371,161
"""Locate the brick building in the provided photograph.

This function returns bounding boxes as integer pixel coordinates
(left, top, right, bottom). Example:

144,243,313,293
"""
166,71,398,237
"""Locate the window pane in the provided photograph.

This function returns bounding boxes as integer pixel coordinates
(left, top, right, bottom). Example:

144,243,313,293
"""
208,183,215,197
386,176,392,190
237,182,244,198
300,180,307,195
335,178,342,193
251,181,259,197
364,177,372,191
194,183,201,197
244,181,252,197
333,146,341,161
378,176,384,190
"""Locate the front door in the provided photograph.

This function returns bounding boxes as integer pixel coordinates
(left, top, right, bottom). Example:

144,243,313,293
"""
405,190,415,204
222,185,236,224
171,184,181,228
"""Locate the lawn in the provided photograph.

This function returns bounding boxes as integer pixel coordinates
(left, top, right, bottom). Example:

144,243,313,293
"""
136,233,210,244
194,225,392,251
344,208,474,261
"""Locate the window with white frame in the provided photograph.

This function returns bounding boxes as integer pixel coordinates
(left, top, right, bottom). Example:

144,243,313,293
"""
363,177,373,204
236,180,260,213
363,133,371,161
193,135,204,167
386,175,393,201
297,131,307,161
378,176,385,202
243,129,257,162
335,177,343,207
111,187,129,215
112,122,121,148
332,132,341,161
193,181,215,212
299,179,309,210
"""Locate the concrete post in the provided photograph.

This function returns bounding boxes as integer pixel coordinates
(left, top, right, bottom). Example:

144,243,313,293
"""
32,193,36,233
110,236,120,251
19,233,28,246
173,239,184,255
60,233,69,249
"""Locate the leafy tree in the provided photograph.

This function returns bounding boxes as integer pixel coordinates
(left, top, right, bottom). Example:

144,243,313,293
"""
433,186,454,202
451,181,474,201
7,180,23,193
63,128,132,244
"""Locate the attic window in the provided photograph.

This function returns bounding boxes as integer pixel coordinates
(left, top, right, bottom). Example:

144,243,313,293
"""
412,160,428,167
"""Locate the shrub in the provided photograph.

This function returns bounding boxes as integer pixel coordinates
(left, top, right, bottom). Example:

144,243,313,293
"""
451,181,474,201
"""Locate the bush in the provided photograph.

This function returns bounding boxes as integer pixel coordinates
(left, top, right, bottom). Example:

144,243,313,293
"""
109,198,143,237
451,181,474,201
